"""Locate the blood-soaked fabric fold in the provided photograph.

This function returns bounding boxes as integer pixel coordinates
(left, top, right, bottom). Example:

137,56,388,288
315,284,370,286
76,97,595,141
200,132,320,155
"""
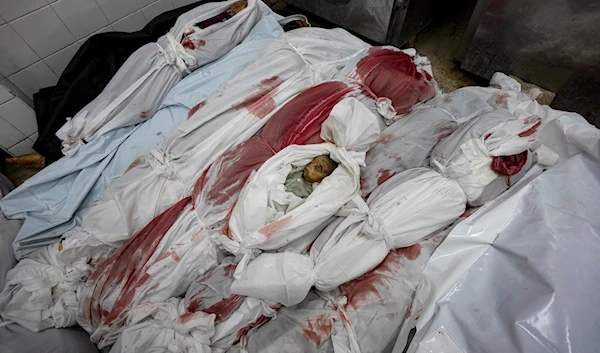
349,48,436,115
491,151,528,176
77,81,371,342
79,196,192,332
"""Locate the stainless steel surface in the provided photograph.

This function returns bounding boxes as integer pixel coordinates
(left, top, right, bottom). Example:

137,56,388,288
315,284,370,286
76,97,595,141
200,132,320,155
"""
285,0,395,43
388,0,436,47
461,0,600,124
284,0,438,47
456,0,488,61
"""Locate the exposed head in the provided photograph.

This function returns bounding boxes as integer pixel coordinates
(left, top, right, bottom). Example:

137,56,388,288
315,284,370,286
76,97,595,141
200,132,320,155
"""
303,155,338,183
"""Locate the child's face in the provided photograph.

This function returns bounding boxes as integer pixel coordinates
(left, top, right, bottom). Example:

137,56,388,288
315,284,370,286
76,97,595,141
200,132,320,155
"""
303,155,336,183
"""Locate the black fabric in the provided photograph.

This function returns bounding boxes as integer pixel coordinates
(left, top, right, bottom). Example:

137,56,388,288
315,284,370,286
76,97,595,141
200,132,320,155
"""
33,0,221,163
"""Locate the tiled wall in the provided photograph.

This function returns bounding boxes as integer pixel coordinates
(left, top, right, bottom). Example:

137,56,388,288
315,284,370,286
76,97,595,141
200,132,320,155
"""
0,0,198,156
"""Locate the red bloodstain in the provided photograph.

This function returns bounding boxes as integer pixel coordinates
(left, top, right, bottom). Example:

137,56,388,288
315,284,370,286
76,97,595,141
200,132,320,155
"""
191,228,203,242
340,251,402,309
484,133,492,140
460,207,477,219
406,305,413,319
82,197,192,328
340,246,421,309
518,120,541,137
219,200,237,240
396,243,421,261
222,264,236,277
375,132,394,145
302,330,320,347
437,126,455,142
302,315,335,347
188,100,206,119
353,48,435,114
158,250,180,262
259,216,292,237
236,315,272,349
182,38,195,50
495,93,510,104
261,81,355,151
125,156,143,173
377,169,396,186
192,167,211,204
204,295,243,324
201,137,273,207
233,76,284,119
179,295,206,324
491,151,528,176
140,111,149,119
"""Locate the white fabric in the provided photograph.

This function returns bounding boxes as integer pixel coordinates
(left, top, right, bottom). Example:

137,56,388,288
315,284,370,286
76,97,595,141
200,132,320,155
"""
0,27,370,337
223,97,380,278
229,232,447,353
0,15,292,334
430,113,543,203
109,298,215,353
77,202,220,348
0,243,88,331
231,168,466,306
57,0,267,155
4,15,282,259
68,28,369,265
0,173,20,291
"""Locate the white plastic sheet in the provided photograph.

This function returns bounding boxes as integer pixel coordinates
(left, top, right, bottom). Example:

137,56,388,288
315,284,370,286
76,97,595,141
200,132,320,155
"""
231,168,466,306
395,107,600,353
56,0,268,155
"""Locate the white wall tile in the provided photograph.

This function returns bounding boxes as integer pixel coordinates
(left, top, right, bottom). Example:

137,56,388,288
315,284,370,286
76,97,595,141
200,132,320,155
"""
0,24,40,76
52,0,109,39
0,14,5,24
44,42,80,76
1,79,34,107
0,83,13,104
142,0,174,22
8,61,58,99
0,98,37,136
97,0,140,23
11,6,76,58
30,131,39,141
112,10,147,32
137,0,157,8
79,25,114,44
172,0,200,7
0,0,47,22
8,138,35,156
0,117,27,149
